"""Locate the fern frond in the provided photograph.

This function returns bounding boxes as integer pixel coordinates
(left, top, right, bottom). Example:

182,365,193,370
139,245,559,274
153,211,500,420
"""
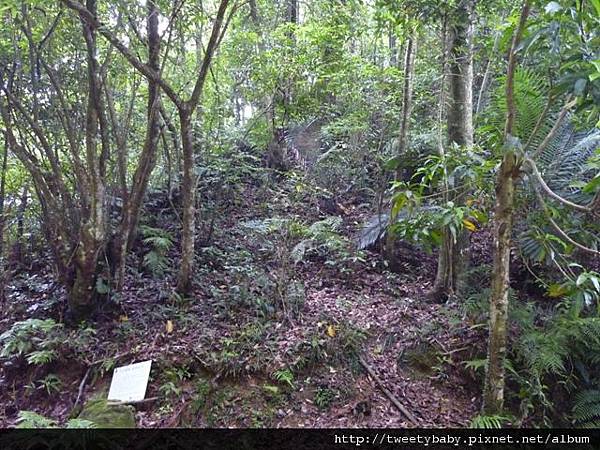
573,390,600,426
357,213,389,250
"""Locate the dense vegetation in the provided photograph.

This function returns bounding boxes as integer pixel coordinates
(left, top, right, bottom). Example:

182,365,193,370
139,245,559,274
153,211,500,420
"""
0,0,599,429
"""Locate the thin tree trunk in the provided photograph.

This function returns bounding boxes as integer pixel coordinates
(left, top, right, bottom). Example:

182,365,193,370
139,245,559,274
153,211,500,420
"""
386,26,417,268
114,0,162,290
431,0,474,302
394,28,417,181
0,132,8,261
13,184,28,265
475,30,501,117
176,109,195,293
482,0,531,415
389,27,397,67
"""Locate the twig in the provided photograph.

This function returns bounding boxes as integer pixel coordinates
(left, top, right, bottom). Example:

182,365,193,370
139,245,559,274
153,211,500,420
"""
107,396,160,406
358,355,418,425
73,366,93,410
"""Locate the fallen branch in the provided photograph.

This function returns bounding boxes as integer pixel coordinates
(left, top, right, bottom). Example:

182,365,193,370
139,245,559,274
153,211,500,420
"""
73,366,93,410
358,355,418,425
107,397,160,406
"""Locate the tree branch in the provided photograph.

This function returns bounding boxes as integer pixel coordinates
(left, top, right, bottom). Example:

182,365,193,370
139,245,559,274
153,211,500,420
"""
533,186,600,256
59,0,184,110
188,0,231,111
524,157,592,213
528,96,577,160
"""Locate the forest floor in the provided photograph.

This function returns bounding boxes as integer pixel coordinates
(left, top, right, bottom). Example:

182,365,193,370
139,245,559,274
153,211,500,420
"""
0,170,487,428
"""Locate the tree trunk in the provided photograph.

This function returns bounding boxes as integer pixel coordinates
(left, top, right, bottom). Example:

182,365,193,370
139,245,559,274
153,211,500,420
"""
483,150,516,414
114,0,162,290
12,184,28,265
176,109,195,294
482,0,530,415
431,0,474,302
69,0,108,320
394,29,417,182
389,27,397,67
386,27,417,269
0,132,8,261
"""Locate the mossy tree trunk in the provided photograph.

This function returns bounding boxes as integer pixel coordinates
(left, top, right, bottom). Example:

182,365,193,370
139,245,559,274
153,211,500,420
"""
483,0,531,415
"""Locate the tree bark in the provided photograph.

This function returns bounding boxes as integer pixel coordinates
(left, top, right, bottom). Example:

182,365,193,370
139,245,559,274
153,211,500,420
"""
69,0,108,320
0,132,8,262
482,0,531,415
431,0,474,302
114,0,162,290
176,109,195,293
394,28,417,181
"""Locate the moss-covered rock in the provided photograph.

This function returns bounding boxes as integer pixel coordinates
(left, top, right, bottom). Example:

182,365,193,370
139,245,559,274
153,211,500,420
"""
78,399,136,428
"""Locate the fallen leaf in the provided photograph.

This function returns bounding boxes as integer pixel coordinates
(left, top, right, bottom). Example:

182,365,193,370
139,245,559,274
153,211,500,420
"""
327,324,336,338
166,320,174,333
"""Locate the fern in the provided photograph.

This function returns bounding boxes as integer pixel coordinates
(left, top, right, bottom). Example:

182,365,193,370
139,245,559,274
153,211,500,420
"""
0,319,62,359
140,225,173,277
573,390,600,427
16,411,56,428
470,414,510,428
537,126,600,203
483,69,550,148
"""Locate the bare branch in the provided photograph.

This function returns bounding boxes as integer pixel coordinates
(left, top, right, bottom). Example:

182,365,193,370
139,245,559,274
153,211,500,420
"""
533,186,600,256
524,157,592,213
188,0,231,111
528,96,577,160
59,0,184,110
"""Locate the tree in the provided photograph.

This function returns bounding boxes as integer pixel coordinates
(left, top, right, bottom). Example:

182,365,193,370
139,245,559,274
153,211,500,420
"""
482,0,530,415
60,0,235,295
431,0,474,301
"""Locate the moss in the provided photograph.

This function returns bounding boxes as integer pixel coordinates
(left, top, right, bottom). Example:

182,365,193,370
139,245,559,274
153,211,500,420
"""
78,399,136,428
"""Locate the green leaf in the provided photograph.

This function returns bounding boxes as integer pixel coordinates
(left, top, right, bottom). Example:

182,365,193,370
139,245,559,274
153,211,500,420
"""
95,278,110,295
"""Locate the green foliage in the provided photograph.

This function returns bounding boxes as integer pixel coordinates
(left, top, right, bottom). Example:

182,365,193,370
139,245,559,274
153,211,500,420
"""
314,386,337,410
16,411,56,428
572,390,600,428
0,319,62,364
140,225,173,277
469,414,510,428
480,69,550,151
16,411,96,429
271,368,294,388
37,374,62,396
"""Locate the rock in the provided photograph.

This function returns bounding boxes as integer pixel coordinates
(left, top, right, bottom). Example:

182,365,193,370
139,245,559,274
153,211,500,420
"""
78,399,136,428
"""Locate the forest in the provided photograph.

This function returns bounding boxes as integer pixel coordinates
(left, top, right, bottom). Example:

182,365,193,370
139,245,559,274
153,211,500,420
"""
0,0,598,431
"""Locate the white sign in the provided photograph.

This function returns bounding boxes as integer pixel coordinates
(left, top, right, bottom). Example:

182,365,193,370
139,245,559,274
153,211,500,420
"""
107,360,152,402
